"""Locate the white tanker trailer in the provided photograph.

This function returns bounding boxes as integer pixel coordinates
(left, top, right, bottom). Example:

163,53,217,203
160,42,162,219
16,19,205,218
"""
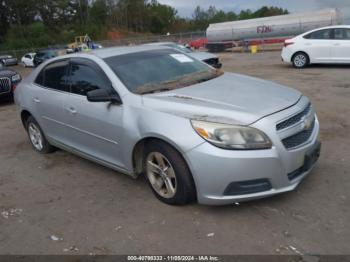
206,8,342,52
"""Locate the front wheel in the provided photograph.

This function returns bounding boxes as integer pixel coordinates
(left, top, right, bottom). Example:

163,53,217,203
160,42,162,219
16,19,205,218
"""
292,52,309,68
143,141,196,205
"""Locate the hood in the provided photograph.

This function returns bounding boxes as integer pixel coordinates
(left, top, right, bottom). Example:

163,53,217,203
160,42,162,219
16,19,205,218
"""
188,51,218,61
142,72,301,125
0,68,17,77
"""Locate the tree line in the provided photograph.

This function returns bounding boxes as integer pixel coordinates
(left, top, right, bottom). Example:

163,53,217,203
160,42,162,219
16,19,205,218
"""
0,0,289,50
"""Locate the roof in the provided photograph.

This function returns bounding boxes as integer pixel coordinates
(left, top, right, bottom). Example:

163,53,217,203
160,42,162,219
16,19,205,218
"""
90,45,171,59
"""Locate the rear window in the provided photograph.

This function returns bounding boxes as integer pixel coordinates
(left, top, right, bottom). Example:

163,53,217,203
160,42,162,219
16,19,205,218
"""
334,28,350,40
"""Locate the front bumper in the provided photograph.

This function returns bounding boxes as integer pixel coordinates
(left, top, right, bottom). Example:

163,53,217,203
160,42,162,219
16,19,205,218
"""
185,99,320,205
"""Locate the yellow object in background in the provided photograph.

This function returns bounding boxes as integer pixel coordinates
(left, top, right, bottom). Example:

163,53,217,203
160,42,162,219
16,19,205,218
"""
251,45,258,54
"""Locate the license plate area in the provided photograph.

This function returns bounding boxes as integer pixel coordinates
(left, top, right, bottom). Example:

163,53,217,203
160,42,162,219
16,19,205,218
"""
303,141,321,172
288,141,321,181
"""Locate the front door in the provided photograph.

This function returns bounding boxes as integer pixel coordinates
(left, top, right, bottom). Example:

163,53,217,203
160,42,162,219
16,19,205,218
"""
63,58,125,168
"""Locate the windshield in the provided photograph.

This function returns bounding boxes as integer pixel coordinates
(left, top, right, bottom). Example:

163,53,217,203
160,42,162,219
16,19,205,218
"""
104,49,221,94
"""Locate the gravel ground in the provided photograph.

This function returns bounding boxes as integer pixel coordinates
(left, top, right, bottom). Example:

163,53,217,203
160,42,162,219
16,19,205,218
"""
0,51,349,255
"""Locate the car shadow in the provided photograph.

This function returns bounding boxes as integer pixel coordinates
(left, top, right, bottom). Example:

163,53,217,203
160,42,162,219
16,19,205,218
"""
308,64,350,69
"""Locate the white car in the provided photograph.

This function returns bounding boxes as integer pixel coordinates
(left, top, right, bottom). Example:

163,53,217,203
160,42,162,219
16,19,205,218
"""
21,53,36,67
282,25,350,68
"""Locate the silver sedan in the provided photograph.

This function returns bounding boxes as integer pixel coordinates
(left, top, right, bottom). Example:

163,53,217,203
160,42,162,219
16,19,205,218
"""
14,45,321,205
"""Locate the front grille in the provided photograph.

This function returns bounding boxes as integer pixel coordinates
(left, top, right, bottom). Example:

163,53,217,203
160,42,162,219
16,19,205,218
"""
282,119,315,149
276,103,311,131
0,77,11,94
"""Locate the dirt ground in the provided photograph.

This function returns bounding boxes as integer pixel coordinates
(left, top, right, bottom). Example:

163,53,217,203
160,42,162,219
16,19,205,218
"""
0,51,349,255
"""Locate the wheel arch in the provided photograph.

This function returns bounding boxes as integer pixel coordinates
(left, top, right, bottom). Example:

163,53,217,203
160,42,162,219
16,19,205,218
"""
132,136,184,176
20,109,33,128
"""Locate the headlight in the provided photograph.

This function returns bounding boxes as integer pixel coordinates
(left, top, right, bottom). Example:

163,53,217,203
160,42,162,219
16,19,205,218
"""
191,120,272,150
11,74,21,82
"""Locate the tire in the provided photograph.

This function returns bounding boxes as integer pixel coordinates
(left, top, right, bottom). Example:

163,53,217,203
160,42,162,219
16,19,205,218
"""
25,116,55,154
143,141,196,205
292,52,309,69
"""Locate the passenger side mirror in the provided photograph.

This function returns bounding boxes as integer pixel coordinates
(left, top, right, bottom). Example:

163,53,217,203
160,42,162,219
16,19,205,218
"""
86,89,122,104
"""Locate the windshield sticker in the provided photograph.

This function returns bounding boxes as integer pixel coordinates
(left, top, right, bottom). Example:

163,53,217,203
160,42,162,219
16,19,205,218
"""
170,54,194,63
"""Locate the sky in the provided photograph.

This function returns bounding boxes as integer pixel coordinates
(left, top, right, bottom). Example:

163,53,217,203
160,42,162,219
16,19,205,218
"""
158,0,350,21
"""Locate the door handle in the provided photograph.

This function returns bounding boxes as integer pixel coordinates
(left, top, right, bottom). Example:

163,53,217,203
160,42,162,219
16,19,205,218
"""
333,43,341,46
33,97,40,103
67,107,77,115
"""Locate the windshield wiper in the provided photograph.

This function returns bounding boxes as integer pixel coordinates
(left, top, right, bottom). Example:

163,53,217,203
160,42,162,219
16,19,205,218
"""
136,69,223,95
141,88,172,94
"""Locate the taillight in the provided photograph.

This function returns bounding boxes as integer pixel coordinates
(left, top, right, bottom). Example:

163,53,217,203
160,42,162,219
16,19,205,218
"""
284,42,294,47
12,84,16,92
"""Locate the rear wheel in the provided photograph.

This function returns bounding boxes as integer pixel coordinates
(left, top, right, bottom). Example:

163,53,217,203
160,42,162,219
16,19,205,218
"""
143,141,196,205
292,52,309,68
26,116,55,154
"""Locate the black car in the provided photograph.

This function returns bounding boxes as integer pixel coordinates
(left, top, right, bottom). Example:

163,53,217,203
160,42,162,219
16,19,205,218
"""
0,63,21,101
33,49,57,67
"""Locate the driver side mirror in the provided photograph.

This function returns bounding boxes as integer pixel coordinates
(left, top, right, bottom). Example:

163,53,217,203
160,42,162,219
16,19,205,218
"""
87,89,122,104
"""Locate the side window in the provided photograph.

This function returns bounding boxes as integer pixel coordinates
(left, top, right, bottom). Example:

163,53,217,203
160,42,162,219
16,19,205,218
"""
43,60,70,91
34,60,70,92
304,29,332,40
35,70,44,86
345,29,350,40
69,61,112,96
334,28,350,40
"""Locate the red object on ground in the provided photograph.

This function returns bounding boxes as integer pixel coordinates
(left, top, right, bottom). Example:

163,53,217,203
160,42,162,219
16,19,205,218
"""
189,38,208,49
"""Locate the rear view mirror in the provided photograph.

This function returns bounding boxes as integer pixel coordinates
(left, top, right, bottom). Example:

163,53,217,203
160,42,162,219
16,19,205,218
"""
87,89,122,104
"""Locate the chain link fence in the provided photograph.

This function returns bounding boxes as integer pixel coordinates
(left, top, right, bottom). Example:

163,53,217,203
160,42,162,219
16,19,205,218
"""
1,16,349,59
0,31,206,60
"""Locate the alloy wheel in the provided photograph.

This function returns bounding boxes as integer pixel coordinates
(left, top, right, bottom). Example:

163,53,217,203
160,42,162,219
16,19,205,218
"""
294,54,307,68
28,122,44,151
146,152,177,199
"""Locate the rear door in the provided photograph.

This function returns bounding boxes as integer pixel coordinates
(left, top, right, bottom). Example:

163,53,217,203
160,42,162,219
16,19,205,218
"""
303,29,333,63
30,59,71,144
63,58,125,168
331,28,350,63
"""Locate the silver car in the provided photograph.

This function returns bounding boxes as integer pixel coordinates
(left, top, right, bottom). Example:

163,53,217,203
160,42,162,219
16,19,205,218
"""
15,46,321,205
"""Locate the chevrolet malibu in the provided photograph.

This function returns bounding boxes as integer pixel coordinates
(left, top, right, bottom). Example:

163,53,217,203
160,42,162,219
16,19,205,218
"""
15,46,321,205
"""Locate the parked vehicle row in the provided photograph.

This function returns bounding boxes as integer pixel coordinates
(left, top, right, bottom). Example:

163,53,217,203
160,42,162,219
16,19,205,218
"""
15,45,321,205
